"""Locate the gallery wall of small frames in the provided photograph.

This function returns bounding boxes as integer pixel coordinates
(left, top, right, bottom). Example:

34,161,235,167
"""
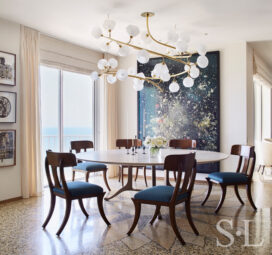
0,50,17,167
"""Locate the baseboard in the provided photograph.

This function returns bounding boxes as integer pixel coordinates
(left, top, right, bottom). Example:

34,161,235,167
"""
0,196,22,204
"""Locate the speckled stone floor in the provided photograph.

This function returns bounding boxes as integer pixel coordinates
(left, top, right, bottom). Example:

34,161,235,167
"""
0,175,272,255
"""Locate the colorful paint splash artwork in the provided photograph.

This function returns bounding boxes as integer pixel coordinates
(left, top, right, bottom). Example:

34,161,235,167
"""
138,51,220,173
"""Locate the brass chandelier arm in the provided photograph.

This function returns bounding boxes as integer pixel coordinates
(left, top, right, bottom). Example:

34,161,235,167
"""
105,69,188,80
104,70,163,91
170,70,188,78
102,35,188,65
128,74,163,91
145,14,175,50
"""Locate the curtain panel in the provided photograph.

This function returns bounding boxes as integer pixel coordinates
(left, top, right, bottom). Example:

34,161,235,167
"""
20,26,42,198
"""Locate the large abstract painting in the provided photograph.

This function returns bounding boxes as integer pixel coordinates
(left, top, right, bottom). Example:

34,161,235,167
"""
138,51,220,173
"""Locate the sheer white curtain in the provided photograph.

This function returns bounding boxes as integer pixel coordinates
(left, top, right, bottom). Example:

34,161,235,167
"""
95,54,118,177
20,26,42,198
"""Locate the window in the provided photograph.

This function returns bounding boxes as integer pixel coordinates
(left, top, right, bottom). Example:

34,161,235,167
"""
40,65,94,183
254,80,272,143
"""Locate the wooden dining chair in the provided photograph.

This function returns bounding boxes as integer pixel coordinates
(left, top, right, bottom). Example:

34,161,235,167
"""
201,145,257,214
127,153,199,245
168,139,197,181
42,151,110,236
116,139,148,187
70,140,111,191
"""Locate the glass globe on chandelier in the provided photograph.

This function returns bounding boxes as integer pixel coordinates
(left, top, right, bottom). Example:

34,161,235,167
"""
90,12,209,92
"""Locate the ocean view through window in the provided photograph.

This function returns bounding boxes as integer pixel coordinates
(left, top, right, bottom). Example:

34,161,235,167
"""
40,65,94,184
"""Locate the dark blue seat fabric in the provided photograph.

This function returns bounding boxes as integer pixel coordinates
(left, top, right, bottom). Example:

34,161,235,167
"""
134,185,188,203
73,162,107,171
146,165,164,170
208,172,248,184
53,181,103,197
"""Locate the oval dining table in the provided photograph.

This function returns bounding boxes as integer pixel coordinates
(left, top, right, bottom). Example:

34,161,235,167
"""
76,149,229,201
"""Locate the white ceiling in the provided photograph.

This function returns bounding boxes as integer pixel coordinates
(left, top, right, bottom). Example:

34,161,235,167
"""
0,0,272,54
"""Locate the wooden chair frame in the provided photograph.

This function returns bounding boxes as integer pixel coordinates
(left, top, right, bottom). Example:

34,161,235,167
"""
116,139,148,187
42,151,110,236
127,153,199,245
168,139,197,181
70,140,111,191
201,145,257,214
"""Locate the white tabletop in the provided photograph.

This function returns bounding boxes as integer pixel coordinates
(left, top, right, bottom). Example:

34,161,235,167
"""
76,149,229,166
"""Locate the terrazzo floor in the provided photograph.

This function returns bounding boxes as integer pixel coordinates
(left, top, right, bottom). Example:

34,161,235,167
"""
0,174,272,255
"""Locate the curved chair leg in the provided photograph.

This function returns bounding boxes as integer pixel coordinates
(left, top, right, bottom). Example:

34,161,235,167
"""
169,205,185,245
103,170,111,191
127,200,141,235
150,205,161,225
173,171,177,181
262,166,265,175
215,184,227,214
143,167,148,187
42,194,56,229
85,171,90,182
234,185,244,205
246,183,257,211
56,199,72,236
97,194,111,226
72,170,75,181
78,199,89,218
257,165,261,172
201,178,213,206
185,199,199,235
134,167,139,181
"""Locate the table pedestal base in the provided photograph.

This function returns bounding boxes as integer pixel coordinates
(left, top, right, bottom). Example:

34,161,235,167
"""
105,166,141,201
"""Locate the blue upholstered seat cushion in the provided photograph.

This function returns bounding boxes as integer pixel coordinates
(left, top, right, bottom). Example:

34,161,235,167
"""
53,181,103,197
208,172,248,184
134,185,188,203
73,162,107,171
146,165,164,170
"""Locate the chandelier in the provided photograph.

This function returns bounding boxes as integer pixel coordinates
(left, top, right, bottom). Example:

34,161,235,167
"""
90,12,209,92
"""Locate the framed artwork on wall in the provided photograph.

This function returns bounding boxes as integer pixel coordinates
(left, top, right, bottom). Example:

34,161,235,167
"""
0,129,16,167
0,51,16,86
0,91,16,123
138,51,220,173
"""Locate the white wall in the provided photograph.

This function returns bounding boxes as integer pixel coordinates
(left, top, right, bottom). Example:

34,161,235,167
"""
0,18,21,201
117,42,250,172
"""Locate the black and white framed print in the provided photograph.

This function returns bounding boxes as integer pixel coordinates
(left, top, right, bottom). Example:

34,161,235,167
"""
0,91,16,123
0,51,16,86
0,130,16,167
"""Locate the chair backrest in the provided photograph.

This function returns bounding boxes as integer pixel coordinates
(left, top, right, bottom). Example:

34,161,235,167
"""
116,139,142,149
169,139,197,149
45,150,77,196
231,145,256,179
70,140,94,153
164,153,196,204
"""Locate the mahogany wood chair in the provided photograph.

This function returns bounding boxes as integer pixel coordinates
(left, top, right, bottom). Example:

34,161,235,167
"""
70,140,111,191
201,145,257,214
42,151,110,236
168,139,197,181
116,139,148,187
127,153,198,245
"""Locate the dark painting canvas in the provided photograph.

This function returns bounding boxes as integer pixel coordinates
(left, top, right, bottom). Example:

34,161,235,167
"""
138,51,220,173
